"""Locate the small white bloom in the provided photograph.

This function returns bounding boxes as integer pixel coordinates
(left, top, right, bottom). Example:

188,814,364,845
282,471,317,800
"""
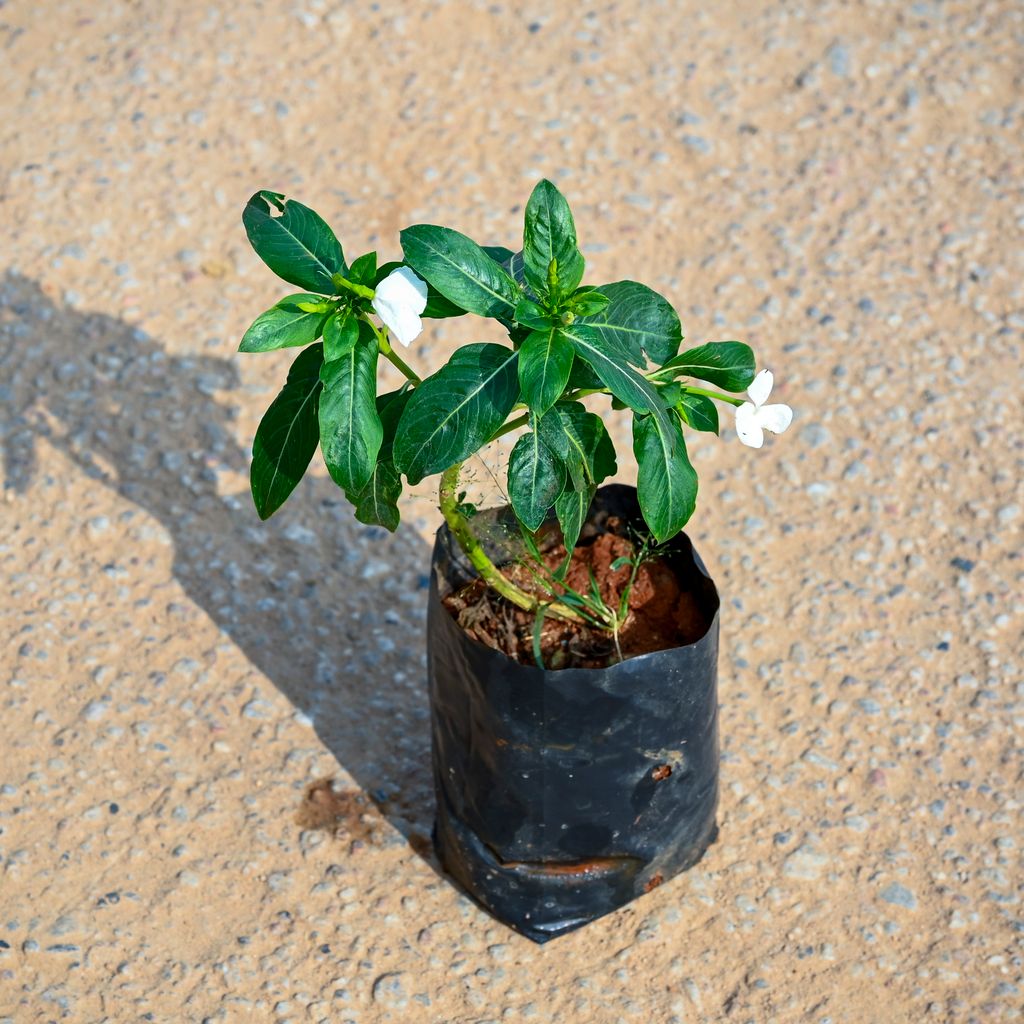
372,266,428,347
734,369,793,449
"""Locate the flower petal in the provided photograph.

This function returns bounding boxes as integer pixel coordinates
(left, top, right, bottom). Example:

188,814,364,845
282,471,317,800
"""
757,403,793,435
734,401,765,448
388,305,423,347
747,368,773,408
372,267,428,347
373,295,420,346
375,266,428,314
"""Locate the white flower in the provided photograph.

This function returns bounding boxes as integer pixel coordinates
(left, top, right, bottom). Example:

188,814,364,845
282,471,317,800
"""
734,369,793,449
372,266,428,347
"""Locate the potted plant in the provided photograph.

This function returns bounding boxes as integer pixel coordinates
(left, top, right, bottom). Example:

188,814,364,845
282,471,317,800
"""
236,180,793,942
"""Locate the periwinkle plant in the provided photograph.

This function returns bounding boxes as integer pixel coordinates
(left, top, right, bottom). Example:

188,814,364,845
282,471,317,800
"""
238,181,792,625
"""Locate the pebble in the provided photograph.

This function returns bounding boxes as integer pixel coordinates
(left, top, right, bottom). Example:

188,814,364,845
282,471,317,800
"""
879,884,918,911
85,516,111,540
826,41,852,77
82,700,108,722
680,135,712,155
799,423,830,448
266,872,292,893
371,972,408,1008
783,843,830,881
242,697,273,720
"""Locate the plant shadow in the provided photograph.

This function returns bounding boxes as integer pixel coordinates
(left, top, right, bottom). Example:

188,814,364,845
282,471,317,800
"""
0,271,439,862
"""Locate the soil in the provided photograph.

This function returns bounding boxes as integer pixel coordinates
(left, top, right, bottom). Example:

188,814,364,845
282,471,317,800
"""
442,517,712,668
295,777,377,842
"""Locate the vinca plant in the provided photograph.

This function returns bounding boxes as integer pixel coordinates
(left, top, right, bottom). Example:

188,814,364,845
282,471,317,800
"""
238,180,792,625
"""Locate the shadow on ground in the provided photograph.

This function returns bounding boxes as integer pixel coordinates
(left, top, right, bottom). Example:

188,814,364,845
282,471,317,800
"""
0,271,439,855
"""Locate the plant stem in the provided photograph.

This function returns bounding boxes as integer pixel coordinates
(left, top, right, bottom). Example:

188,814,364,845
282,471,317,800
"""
362,316,423,383
487,413,529,443
565,387,609,401
381,343,422,384
681,384,744,407
332,273,375,300
438,462,584,624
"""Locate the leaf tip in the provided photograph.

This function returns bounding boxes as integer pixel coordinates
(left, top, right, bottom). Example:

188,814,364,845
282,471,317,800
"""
251,494,275,522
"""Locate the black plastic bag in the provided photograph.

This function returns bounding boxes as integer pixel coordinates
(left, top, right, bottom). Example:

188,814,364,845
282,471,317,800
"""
428,484,720,943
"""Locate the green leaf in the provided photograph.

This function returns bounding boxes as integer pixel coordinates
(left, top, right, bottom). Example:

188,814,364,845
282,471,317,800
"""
657,381,683,405
243,191,346,294
550,589,588,610
250,344,324,520
498,252,537,341
661,341,756,392
350,460,402,532
515,297,553,331
393,343,520,484
563,324,678,443
322,307,359,362
508,430,565,532
348,251,378,285
566,356,603,392
554,481,596,554
569,287,610,317
537,401,617,487
239,293,332,353
422,291,468,319
518,327,574,415
401,225,519,319
531,603,548,669
678,391,720,434
632,412,698,543
373,260,403,285
318,323,383,494
578,281,682,366
375,385,413,461
482,245,516,265
522,179,585,300
502,250,529,290
346,388,412,532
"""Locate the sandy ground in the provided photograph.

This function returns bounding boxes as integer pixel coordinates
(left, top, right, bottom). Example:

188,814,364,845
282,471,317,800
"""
1,1,1022,1021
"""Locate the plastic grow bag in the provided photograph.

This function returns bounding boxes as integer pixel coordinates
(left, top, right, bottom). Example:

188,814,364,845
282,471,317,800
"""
428,484,721,943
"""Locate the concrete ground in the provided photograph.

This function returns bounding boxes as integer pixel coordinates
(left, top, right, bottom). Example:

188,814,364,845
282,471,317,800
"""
1,1,1021,1021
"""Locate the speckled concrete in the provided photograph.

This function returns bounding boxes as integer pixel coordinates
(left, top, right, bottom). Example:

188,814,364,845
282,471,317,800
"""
1,2,1021,1022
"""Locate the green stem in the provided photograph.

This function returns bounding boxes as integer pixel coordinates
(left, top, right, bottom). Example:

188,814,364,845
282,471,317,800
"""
564,387,609,401
487,412,529,443
381,343,422,384
681,384,744,407
362,316,422,383
438,462,584,624
645,367,745,406
332,273,375,300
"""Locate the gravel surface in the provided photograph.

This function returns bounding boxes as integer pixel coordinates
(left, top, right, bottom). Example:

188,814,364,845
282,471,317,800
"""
1,2,1021,1021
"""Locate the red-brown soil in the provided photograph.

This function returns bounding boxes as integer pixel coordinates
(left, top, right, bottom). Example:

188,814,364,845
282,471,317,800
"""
442,519,711,669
